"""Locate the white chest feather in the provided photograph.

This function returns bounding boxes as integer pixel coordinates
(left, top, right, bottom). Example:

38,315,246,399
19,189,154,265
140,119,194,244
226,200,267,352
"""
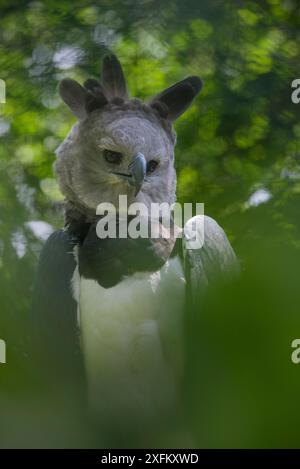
72,256,186,424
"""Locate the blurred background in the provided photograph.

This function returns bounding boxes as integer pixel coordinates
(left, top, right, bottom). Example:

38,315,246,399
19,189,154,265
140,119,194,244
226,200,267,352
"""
0,0,300,448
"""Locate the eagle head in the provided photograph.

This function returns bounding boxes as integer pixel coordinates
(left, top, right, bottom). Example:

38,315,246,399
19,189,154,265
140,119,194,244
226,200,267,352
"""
55,54,202,218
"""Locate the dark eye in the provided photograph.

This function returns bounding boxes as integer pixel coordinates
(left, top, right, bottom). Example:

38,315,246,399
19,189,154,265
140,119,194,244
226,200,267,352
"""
147,160,159,173
103,149,123,165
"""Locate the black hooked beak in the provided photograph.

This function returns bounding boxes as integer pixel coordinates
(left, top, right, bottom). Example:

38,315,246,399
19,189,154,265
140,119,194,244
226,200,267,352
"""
128,152,146,196
110,152,146,196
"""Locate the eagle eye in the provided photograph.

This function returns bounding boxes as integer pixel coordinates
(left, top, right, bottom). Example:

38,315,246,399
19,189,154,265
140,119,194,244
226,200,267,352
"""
103,149,123,165
147,160,159,173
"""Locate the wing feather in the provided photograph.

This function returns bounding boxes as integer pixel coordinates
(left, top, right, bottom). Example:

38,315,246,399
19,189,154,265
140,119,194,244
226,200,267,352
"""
32,229,85,388
183,215,239,307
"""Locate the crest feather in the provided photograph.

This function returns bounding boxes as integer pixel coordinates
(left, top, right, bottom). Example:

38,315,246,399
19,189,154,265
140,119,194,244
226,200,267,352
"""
101,54,128,100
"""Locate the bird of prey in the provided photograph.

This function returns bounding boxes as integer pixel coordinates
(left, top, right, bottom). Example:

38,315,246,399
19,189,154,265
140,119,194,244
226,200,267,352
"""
32,54,238,437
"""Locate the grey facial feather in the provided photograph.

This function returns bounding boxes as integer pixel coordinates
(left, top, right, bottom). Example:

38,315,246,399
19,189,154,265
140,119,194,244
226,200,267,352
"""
55,53,202,218
55,108,176,213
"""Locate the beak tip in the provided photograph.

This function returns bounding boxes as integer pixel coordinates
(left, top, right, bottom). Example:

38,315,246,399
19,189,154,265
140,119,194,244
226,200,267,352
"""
130,152,146,196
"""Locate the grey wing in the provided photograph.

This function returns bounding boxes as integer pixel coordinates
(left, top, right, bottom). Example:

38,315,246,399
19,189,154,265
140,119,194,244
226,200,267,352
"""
183,215,239,307
32,229,85,388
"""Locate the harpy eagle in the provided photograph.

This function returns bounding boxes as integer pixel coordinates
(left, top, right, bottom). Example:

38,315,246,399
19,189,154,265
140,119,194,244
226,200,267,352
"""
32,54,238,435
